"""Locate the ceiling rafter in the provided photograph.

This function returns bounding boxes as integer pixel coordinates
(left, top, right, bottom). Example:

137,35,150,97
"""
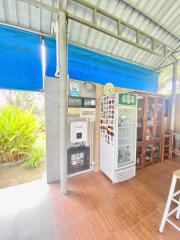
18,0,178,58
0,21,52,38
2,0,178,70
69,0,174,59
2,0,9,21
156,44,180,70
122,0,180,41
18,0,60,13
60,0,68,10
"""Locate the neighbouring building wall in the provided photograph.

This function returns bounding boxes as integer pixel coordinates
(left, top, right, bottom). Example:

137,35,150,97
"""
175,94,180,133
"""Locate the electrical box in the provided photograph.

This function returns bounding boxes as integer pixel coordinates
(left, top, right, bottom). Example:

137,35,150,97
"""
67,146,90,174
70,121,87,144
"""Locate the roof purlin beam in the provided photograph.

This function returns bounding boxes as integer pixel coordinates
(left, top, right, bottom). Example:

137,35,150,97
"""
156,44,180,70
68,13,167,59
17,0,173,61
0,21,53,37
18,0,60,13
2,0,8,21
18,0,171,59
60,0,68,11
71,0,172,59
122,0,180,42
73,0,169,47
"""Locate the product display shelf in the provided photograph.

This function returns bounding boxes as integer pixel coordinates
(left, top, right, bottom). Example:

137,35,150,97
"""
161,130,173,161
133,92,169,169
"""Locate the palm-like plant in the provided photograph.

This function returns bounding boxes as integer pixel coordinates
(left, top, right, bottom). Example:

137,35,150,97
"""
0,106,41,163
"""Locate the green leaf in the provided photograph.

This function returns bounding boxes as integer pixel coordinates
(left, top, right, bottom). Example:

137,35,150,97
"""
0,105,42,163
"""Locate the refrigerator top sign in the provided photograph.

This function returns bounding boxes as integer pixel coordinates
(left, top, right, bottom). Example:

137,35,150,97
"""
119,94,137,106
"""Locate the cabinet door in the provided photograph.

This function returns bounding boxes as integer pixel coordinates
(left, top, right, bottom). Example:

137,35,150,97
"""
146,96,155,141
137,95,145,141
153,142,161,163
136,146,143,169
144,144,153,166
155,97,163,139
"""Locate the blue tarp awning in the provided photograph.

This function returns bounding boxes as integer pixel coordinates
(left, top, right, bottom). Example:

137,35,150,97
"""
45,38,159,93
0,25,43,91
0,25,159,93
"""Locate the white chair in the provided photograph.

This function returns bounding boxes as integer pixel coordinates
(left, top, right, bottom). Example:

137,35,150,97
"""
159,169,180,233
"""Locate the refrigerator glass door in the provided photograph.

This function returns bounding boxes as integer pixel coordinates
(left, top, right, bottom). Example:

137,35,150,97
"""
117,108,136,168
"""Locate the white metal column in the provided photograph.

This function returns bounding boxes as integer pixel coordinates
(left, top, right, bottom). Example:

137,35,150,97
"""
170,62,178,130
57,11,68,195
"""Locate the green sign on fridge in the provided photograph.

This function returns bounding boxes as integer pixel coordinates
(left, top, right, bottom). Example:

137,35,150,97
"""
119,94,137,105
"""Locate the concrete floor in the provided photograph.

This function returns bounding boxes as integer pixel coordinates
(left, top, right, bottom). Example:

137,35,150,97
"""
0,160,180,240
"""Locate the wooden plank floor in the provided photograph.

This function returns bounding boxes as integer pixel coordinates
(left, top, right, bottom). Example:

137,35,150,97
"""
53,159,180,240
0,159,180,240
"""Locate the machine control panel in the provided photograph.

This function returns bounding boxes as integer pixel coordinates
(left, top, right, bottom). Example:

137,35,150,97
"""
68,96,96,108
68,96,83,108
70,121,87,144
83,98,96,108
67,146,90,174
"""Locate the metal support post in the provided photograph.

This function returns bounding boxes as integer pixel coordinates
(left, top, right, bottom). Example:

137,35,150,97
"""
57,11,68,195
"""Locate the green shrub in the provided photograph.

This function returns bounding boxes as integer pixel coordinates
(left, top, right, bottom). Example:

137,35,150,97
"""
0,106,41,163
24,146,45,168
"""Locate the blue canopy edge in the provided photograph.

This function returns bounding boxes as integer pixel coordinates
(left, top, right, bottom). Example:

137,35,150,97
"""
45,38,159,93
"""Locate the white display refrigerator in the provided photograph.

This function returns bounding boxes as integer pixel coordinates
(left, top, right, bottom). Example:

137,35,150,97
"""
100,93,137,183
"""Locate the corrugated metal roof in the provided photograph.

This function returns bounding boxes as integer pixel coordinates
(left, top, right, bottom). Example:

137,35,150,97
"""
0,0,179,70
124,0,180,39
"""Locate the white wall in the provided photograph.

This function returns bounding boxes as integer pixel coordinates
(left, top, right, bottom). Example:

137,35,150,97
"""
45,77,60,183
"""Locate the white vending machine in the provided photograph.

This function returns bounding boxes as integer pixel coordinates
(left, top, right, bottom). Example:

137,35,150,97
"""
100,93,137,183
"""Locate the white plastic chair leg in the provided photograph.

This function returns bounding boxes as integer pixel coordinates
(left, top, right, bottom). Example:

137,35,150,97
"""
176,196,180,220
159,175,177,233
